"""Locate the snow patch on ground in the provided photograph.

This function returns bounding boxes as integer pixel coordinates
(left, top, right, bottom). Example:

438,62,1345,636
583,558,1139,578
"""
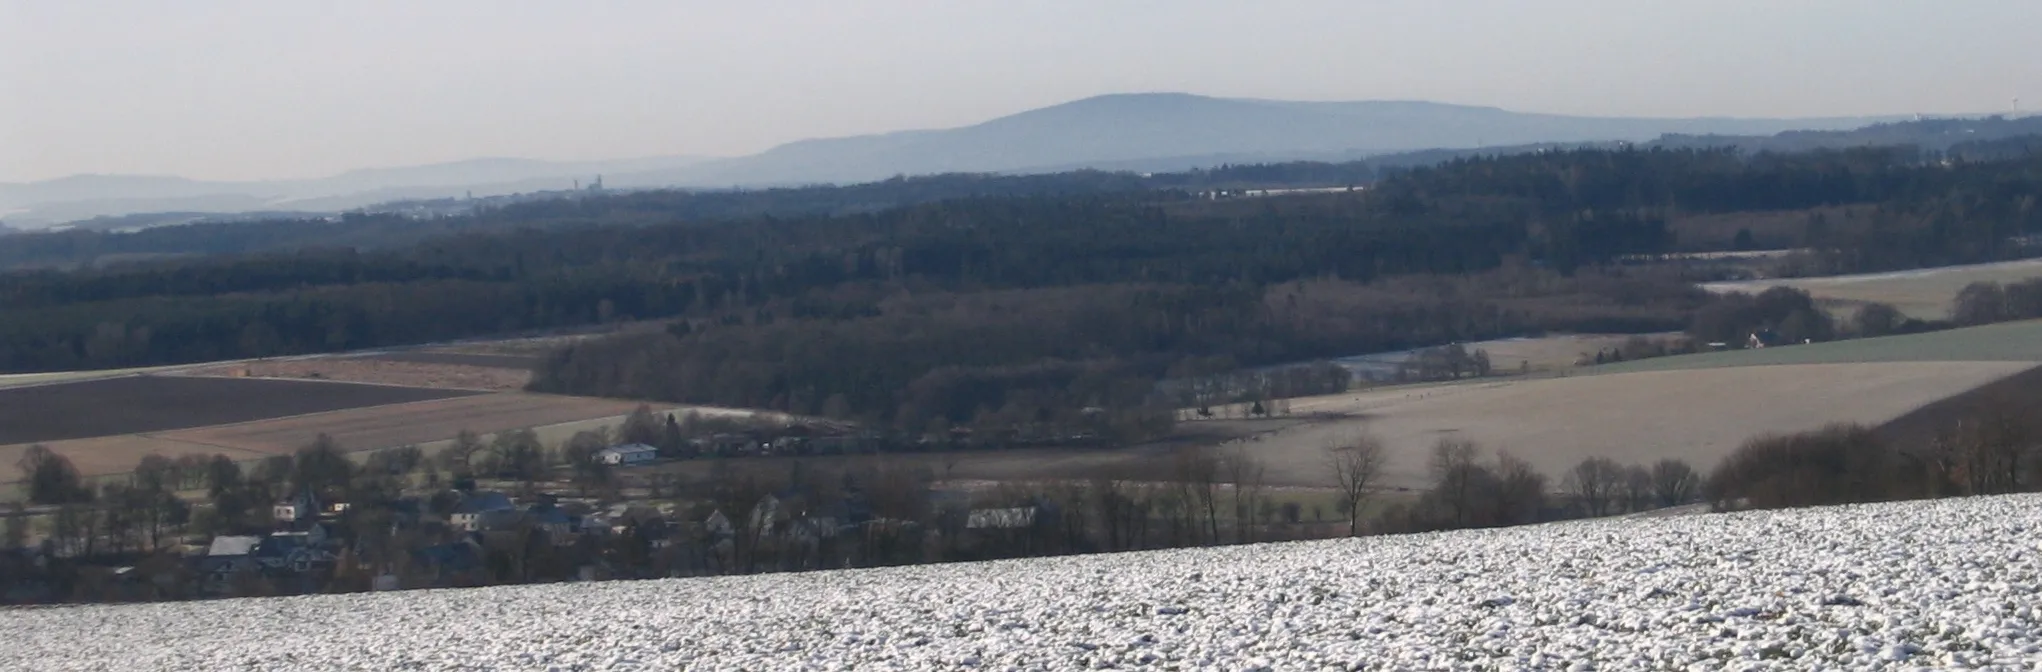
9,495,2042,670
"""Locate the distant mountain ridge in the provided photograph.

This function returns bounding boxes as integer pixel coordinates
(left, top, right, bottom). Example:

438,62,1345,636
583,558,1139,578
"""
604,94,1909,187
0,93,1961,227
0,156,711,228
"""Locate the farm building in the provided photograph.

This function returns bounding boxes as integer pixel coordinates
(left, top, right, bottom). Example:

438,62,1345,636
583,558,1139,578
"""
596,443,659,465
450,492,516,532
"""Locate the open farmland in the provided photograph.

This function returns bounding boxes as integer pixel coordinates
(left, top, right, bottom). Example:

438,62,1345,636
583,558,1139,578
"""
12,494,2042,670
153,393,650,458
0,393,662,482
1326,332,1683,381
1258,360,2033,489
182,356,534,392
0,375,478,445
1589,318,2042,373
0,361,233,390
1453,332,1681,371
1702,257,2042,319
359,351,536,369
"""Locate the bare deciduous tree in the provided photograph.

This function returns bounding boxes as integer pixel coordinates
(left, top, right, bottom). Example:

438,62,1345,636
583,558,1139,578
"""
1326,434,1390,537
1223,445,1267,544
438,429,486,475
1650,459,1700,507
1172,446,1222,545
1563,456,1624,517
1429,438,1483,528
1621,464,1654,513
3,501,25,550
18,445,88,505
1491,450,1547,526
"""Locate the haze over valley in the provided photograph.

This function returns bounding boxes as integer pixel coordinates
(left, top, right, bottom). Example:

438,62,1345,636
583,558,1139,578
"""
0,94,1924,228
12,3,2042,670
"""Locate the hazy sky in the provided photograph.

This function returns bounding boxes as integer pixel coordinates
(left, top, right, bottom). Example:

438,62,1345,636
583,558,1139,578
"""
4,1,2038,182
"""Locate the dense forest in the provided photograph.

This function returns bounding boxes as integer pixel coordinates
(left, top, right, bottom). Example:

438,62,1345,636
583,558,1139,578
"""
0,164,1378,270
2,144,2041,429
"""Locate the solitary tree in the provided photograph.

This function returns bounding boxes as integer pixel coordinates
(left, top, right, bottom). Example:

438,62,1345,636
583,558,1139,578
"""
1563,456,1625,517
1852,302,1906,338
492,429,548,488
439,430,486,474
1429,439,1484,528
1223,446,1267,544
17,445,87,505
620,405,661,447
127,454,187,549
203,455,258,533
292,434,355,500
132,454,176,496
1650,459,1700,507
660,413,686,454
1621,464,1654,513
1325,435,1389,536
1171,446,1222,545
563,429,616,497
1490,451,1547,526
1953,281,2010,327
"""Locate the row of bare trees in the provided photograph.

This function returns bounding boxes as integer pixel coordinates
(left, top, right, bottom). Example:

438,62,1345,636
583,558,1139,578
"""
1708,400,2042,511
1324,435,1702,535
1560,457,1702,517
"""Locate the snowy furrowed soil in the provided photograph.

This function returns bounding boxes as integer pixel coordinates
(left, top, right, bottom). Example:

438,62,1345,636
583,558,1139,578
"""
13,495,2042,671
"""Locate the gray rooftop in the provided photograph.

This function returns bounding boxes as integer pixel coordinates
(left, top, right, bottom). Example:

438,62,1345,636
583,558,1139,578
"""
207,536,263,557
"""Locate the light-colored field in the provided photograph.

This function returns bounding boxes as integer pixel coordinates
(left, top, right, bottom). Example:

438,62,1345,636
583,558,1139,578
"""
1702,257,2042,319
1330,332,1685,380
0,393,740,482
1248,360,2035,489
0,364,191,390
1590,319,2042,374
1465,332,1684,371
180,358,531,391
159,393,649,457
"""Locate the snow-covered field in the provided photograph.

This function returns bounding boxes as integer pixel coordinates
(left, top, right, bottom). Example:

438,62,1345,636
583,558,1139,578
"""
13,495,2042,670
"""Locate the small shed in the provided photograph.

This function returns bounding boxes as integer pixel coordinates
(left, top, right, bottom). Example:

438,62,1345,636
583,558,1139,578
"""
596,443,659,466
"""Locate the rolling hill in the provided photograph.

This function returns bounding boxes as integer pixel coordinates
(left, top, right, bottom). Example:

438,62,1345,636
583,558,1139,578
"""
610,93,1900,187
0,155,711,228
3,93,1906,227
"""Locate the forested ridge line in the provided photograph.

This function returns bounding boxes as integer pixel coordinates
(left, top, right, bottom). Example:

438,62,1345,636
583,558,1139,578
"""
0,145,2036,386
